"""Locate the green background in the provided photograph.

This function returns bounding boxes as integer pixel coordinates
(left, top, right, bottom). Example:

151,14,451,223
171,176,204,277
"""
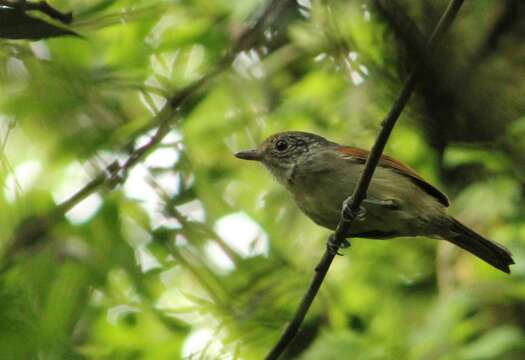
0,0,524,359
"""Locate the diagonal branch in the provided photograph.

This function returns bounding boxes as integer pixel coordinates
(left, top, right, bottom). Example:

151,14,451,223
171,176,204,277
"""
5,0,294,261
265,1,466,359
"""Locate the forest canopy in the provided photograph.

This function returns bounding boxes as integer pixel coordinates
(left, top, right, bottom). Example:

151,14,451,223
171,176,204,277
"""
0,0,524,359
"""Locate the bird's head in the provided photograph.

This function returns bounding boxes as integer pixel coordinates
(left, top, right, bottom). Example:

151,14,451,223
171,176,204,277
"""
235,131,335,183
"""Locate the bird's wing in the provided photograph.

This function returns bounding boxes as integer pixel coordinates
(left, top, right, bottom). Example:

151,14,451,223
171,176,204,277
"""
336,146,450,207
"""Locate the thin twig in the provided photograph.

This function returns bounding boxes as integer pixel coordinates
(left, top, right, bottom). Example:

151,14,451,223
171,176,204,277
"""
147,173,242,265
0,0,73,24
229,0,287,55
265,1,465,359
5,0,293,261
60,0,292,214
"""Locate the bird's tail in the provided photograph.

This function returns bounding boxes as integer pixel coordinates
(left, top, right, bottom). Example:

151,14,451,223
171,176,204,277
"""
443,217,514,274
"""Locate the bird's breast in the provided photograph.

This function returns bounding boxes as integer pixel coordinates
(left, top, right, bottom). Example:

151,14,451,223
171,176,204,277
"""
287,161,359,230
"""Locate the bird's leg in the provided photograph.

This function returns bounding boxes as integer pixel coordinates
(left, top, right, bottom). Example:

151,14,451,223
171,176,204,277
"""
326,234,351,256
341,196,367,222
329,196,396,256
342,196,398,222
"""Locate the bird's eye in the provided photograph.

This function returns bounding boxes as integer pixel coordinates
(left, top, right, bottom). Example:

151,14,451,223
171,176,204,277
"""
275,140,288,151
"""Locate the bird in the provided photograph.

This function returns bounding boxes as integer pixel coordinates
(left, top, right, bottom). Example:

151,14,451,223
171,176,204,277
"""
234,131,514,273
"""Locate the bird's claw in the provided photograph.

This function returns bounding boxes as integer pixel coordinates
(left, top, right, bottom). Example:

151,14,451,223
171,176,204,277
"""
326,235,351,256
342,196,367,222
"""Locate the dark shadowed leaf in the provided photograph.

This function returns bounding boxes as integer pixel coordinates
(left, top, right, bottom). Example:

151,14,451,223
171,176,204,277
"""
0,7,78,39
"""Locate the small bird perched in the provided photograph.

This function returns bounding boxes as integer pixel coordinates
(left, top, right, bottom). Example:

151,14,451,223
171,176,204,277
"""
235,131,514,273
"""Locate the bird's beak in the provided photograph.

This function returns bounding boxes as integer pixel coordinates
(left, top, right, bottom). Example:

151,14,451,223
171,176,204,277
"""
234,149,262,161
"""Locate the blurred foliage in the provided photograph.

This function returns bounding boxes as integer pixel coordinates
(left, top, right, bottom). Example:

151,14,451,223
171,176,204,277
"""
0,0,524,359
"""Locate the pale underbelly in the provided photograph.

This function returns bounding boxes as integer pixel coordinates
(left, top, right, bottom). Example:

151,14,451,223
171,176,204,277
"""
293,191,423,239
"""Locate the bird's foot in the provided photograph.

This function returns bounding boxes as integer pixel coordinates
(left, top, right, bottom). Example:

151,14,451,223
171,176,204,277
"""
326,234,351,256
342,196,367,222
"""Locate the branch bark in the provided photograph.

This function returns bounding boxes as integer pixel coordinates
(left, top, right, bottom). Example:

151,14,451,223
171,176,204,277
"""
265,1,465,359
